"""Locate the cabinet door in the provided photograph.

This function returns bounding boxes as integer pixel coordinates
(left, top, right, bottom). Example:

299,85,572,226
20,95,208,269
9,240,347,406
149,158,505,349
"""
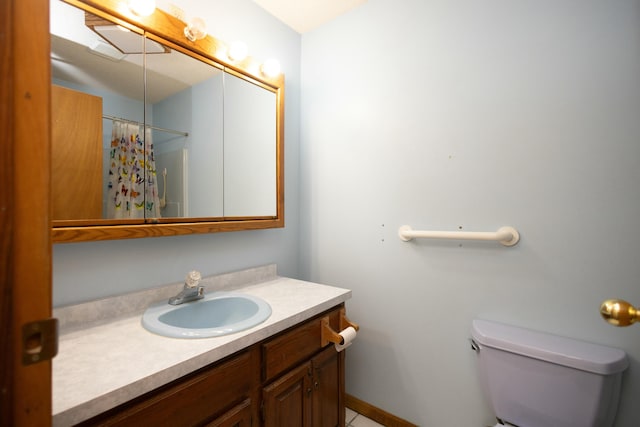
263,362,312,427
312,347,343,427
205,398,252,427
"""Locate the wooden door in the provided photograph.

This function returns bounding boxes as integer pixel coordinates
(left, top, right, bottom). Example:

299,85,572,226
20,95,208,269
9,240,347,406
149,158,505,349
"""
0,0,54,425
51,85,103,220
263,362,312,427
312,347,343,427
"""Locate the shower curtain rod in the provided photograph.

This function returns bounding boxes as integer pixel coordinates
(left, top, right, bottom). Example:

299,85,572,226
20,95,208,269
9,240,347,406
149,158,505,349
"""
103,114,189,137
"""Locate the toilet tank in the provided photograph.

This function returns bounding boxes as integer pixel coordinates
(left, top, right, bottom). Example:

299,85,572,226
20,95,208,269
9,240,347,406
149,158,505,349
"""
471,320,628,427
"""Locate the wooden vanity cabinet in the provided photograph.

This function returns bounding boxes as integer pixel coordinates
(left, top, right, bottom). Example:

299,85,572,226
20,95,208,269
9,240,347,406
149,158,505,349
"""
262,359,313,426
311,346,343,427
204,398,252,427
261,306,344,427
76,305,345,427
77,348,260,427
262,346,343,427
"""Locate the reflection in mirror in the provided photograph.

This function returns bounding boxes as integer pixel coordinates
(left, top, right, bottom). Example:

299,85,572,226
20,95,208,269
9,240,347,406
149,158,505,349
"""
223,72,277,217
145,37,224,219
51,0,146,221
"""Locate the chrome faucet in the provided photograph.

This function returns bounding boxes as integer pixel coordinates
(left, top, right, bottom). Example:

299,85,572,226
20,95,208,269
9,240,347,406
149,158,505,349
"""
169,270,204,305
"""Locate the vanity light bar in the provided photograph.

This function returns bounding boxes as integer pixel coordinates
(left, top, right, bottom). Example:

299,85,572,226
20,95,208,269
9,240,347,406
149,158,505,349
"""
260,58,281,78
228,41,248,61
129,0,156,17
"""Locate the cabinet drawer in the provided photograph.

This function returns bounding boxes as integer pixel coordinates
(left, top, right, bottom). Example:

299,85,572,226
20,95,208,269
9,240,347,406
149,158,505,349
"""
262,305,342,381
79,349,258,426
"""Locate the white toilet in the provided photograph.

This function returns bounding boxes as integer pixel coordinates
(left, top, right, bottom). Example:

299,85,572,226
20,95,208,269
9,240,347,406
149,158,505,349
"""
471,319,628,427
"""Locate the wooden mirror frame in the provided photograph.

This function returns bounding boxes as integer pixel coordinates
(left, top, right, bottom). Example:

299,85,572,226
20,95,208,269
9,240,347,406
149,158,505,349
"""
52,0,284,243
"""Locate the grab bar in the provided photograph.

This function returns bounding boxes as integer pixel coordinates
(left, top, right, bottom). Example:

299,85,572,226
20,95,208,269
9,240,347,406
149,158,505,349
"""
398,225,520,246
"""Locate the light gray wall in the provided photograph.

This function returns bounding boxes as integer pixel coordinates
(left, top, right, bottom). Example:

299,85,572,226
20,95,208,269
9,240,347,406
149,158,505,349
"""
53,0,301,306
300,0,640,425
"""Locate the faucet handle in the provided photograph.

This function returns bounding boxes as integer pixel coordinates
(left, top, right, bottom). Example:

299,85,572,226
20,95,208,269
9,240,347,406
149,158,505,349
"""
185,270,202,288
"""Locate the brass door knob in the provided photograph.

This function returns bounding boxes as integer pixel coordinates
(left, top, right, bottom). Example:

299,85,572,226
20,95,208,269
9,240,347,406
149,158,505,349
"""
600,299,639,327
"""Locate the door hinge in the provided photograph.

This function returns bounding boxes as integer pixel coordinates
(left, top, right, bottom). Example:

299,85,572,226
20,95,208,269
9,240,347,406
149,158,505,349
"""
22,318,58,365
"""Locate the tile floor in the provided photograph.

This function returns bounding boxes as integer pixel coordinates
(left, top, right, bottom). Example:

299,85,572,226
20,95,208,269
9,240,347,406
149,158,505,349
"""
346,407,385,427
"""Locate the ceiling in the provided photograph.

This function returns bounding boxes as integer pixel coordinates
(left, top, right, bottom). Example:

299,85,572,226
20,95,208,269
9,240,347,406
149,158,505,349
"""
251,0,368,33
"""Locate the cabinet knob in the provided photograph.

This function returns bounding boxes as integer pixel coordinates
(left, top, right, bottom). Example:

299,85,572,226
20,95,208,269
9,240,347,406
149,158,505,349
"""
314,381,319,389
307,388,312,397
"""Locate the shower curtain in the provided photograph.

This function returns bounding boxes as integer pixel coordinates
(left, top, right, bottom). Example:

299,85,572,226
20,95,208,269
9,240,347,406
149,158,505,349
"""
107,120,161,219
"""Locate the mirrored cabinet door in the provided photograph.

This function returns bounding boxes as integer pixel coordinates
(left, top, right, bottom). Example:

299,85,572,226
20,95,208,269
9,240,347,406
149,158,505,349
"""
51,0,146,223
223,71,277,218
144,36,224,219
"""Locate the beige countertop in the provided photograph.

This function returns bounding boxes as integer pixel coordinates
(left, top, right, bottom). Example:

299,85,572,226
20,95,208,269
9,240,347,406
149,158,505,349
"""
52,265,351,426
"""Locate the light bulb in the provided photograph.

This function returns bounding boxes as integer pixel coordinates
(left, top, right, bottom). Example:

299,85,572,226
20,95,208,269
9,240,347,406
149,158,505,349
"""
228,41,248,62
261,58,281,78
129,0,156,17
184,17,207,42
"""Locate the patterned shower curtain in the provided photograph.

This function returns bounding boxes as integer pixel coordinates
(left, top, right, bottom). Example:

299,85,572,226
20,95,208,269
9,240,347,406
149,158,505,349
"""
107,120,161,219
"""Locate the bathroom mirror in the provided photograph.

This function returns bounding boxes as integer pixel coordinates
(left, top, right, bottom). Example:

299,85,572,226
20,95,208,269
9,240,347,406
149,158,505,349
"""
223,70,277,217
50,0,284,242
51,0,146,222
144,35,225,219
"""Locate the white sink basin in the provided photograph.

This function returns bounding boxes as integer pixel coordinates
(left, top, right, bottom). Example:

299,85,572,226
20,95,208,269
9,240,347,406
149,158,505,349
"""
141,292,272,338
